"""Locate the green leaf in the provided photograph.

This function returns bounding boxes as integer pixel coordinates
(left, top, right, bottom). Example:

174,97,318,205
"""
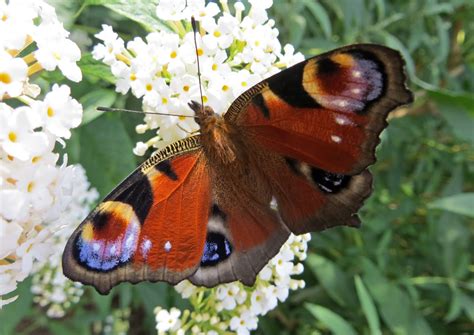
303,0,332,38
117,283,133,309
77,113,136,197
428,193,474,218
306,254,357,307
79,53,116,84
306,304,357,335
374,0,386,20
80,89,117,125
428,89,474,145
92,289,114,317
362,259,434,335
135,282,170,312
288,14,306,48
354,275,381,335
460,291,474,321
445,286,463,322
0,279,34,335
86,0,169,32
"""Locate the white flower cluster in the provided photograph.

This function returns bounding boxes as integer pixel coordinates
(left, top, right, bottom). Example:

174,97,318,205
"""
31,165,98,318
92,0,304,155
155,234,310,335
0,0,92,309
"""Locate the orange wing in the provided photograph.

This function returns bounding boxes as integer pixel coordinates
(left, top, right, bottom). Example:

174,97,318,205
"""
224,44,412,233
62,136,212,294
226,44,412,175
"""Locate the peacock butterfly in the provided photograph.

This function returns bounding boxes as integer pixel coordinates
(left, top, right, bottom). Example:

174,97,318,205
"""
62,43,413,294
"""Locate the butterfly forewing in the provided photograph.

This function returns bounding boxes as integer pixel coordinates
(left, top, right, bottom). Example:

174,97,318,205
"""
225,44,412,233
62,136,212,294
227,44,413,174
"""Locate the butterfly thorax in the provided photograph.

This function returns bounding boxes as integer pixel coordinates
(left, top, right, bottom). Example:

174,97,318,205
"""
190,101,238,165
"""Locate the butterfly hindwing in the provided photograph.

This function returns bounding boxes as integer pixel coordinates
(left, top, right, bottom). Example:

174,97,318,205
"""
62,136,212,294
189,165,290,287
225,44,412,233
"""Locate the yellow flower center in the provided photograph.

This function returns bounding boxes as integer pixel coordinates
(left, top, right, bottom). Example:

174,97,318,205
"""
53,51,61,60
1,14,7,22
179,116,186,121
146,83,153,91
222,85,229,92
6,177,17,185
8,131,17,142
213,30,221,38
162,97,168,105
170,51,177,59
183,85,189,92
202,96,208,103
130,73,137,81
7,155,14,161
47,106,55,117
27,182,34,193
0,72,12,84
211,64,218,71
197,48,204,56
32,156,40,163
241,81,247,87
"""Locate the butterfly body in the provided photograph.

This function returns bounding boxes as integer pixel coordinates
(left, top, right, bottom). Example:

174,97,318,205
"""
63,44,413,294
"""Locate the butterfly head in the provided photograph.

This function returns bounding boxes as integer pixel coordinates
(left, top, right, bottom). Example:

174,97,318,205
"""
188,100,216,125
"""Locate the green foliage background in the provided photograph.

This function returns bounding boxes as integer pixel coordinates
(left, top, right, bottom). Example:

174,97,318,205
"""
1,0,473,334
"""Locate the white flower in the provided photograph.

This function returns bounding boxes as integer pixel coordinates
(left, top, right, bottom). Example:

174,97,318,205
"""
0,0,92,310
16,228,52,276
250,286,277,315
279,44,305,67
230,310,258,335
133,142,149,156
156,0,188,21
0,51,28,99
33,22,82,82
271,245,295,277
174,280,197,299
0,219,22,259
15,163,57,212
200,50,231,81
191,1,219,21
32,84,83,139
0,0,37,50
201,15,237,50
155,307,182,333
0,104,49,161
249,0,273,10
216,283,241,310
0,189,27,222
92,24,125,66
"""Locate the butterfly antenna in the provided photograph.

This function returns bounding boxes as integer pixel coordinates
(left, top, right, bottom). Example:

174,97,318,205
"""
97,106,194,118
191,16,205,114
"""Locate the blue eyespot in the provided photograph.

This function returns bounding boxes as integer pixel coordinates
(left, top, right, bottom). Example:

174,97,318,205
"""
200,232,232,266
